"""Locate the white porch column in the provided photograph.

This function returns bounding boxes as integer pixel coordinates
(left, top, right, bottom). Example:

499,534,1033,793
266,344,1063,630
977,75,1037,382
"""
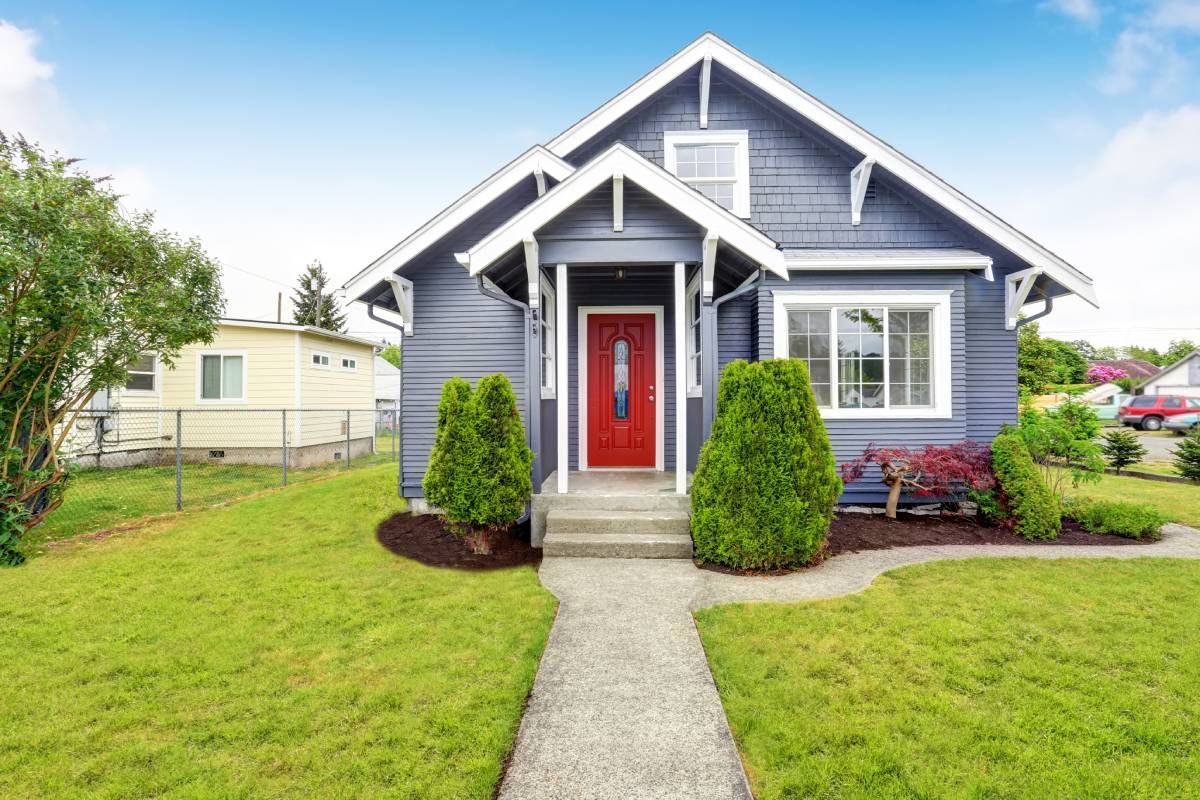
673,261,687,495
556,262,569,494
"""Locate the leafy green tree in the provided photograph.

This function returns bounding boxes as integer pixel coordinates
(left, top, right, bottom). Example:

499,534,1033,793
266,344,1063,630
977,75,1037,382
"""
291,260,347,332
1163,339,1198,365
379,343,402,369
691,359,841,570
1172,426,1200,483
1017,322,1057,395
1092,345,1121,360
422,377,477,522
1070,339,1098,360
1100,429,1147,474
1045,338,1088,384
0,135,223,564
1015,400,1103,503
1126,344,1164,366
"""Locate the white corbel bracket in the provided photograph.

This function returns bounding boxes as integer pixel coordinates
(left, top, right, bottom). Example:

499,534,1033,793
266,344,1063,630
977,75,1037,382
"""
385,275,415,336
612,173,624,232
523,235,540,308
534,167,547,197
850,157,875,226
701,230,718,300
1005,266,1044,330
699,55,712,129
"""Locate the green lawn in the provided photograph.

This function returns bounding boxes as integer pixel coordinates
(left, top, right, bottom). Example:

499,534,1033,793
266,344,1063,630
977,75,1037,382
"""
29,435,399,553
1067,472,1200,527
0,464,556,799
697,559,1200,800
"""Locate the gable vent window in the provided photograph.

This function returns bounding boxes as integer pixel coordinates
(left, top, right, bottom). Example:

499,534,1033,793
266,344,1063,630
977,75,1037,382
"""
663,130,751,218
864,181,877,201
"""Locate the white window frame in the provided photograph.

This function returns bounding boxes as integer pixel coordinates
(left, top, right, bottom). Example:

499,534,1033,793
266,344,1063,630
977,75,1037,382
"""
663,129,751,218
195,351,248,403
311,351,331,369
539,276,557,399
685,272,703,397
124,352,159,394
340,355,357,370
772,290,953,420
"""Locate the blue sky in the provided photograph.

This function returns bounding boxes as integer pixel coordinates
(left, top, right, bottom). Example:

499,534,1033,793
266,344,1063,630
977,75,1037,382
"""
3,1,1199,346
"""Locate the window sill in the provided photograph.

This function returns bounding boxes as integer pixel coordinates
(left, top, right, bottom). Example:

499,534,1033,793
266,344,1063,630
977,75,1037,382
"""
541,387,557,400
687,387,703,398
818,407,952,421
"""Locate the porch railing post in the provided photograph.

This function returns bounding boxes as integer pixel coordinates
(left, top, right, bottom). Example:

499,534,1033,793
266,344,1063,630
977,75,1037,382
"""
282,410,288,486
175,409,182,511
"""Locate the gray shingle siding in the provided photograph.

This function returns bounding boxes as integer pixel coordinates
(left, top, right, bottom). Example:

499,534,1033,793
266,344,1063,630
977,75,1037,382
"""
537,181,701,242
569,69,966,250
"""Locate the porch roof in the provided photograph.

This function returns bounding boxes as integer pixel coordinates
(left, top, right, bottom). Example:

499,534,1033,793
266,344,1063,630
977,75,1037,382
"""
456,143,787,278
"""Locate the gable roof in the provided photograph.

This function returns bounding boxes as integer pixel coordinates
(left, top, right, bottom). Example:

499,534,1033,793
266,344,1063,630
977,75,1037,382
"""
341,146,574,300
1135,350,1200,389
459,143,786,277
219,318,382,348
546,33,1097,308
1092,358,1161,381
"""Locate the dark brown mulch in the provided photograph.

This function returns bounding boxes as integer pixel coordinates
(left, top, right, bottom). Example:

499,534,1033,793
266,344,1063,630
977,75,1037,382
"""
375,513,541,570
698,511,1153,576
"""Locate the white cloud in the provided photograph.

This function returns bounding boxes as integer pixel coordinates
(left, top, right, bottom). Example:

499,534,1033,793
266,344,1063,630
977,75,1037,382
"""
0,20,68,144
1098,27,1188,94
1000,105,1200,347
1149,0,1200,31
1042,0,1104,25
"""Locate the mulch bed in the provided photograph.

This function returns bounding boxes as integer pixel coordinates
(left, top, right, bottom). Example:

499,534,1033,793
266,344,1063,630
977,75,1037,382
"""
699,511,1153,576
375,513,541,570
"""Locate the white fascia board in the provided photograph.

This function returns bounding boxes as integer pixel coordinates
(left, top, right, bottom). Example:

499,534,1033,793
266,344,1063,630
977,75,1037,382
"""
785,250,993,279
341,146,574,300
546,32,1097,309
463,144,785,277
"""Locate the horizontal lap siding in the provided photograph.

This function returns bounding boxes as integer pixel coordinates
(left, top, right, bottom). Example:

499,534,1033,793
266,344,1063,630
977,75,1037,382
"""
399,182,538,498
717,293,753,371
965,267,1018,440
757,271,967,503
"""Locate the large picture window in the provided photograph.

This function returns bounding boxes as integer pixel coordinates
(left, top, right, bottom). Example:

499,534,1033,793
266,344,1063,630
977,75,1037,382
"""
773,292,952,418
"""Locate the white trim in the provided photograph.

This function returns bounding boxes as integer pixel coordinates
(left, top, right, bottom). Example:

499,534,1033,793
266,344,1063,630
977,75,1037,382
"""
784,249,993,281
612,173,624,232
699,54,712,129
556,264,569,494
195,350,248,403
771,290,954,420
685,270,703,397
341,146,575,300
577,304,666,473
311,350,332,369
673,262,688,495
850,157,875,226
385,276,415,335
218,318,381,348
545,33,1096,308
523,237,540,309
539,275,558,399
662,129,752,218
462,143,785,278
1005,266,1042,330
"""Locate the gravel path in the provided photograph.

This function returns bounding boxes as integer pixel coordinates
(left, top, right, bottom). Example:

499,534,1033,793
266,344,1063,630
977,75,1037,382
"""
498,524,1200,800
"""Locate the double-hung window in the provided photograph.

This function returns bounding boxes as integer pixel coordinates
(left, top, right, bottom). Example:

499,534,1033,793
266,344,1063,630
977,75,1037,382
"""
773,292,952,418
125,353,157,392
539,276,557,398
685,273,702,396
199,353,245,401
663,130,751,218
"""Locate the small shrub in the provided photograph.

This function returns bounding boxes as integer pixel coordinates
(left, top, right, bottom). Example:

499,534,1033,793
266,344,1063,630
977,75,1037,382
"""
992,430,1060,540
422,377,478,520
469,374,534,553
1015,403,1103,502
1172,426,1200,483
839,441,993,518
691,359,841,570
1100,429,1148,474
1062,496,1166,540
968,487,1003,525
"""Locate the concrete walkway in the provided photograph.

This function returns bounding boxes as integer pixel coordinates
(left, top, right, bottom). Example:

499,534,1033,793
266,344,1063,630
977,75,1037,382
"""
498,524,1200,800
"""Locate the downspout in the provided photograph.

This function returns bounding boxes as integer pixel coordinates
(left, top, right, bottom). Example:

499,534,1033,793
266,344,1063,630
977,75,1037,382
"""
368,302,407,500
1014,296,1053,328
476,275,536,525
713,267,766,310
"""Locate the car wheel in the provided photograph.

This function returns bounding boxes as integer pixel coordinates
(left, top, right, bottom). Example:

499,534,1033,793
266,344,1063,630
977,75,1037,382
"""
1141,416,1163,431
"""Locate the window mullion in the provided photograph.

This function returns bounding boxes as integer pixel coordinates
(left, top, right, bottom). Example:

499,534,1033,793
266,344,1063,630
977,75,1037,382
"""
829,308,839,410
882,307,890,411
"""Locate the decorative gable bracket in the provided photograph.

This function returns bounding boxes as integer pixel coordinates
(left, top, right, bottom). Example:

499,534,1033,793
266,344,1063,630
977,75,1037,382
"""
385,275,415,335
1005,266,1045,330
850,157,875,226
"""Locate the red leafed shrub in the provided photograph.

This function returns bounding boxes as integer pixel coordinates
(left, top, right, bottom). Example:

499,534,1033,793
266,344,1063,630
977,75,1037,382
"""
840,441,995,518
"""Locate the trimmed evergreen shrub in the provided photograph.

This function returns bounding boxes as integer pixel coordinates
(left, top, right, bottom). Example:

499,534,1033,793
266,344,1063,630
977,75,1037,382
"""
422,377,479,524
1100,428,1147,474
992,430,1061,540
691,359,841,570
470,374,534,546
1062,496,1165,541
1172,426,1200,483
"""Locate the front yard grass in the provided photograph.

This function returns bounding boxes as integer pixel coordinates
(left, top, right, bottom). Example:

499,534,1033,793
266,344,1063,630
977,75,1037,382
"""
1067,472,1200,527
0,464,556,799
696,558,1200,800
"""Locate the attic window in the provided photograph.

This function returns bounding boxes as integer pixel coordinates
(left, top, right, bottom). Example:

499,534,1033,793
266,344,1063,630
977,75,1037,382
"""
663,130,751,218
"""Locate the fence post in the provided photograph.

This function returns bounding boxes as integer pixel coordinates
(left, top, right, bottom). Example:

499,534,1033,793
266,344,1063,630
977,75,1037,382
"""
282,409,289,486
175,409,182,511
345,409,351,467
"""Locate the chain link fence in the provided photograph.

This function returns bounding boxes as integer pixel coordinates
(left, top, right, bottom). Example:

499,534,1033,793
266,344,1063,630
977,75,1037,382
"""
40,407,399,542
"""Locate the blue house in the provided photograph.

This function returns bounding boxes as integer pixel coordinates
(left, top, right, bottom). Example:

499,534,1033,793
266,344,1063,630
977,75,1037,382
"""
342,34,1097,550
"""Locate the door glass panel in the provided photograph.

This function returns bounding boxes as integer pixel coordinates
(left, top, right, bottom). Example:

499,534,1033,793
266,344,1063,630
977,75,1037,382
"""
613,339,629,420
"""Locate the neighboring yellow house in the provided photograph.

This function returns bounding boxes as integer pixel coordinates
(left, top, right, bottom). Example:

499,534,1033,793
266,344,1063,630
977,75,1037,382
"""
68,319,381,468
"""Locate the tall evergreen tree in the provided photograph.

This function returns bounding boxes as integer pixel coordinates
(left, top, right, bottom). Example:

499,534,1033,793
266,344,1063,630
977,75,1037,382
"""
291,260,347,332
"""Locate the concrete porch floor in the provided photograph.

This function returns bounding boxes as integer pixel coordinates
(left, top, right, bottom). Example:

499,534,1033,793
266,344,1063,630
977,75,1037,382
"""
538,470,691,496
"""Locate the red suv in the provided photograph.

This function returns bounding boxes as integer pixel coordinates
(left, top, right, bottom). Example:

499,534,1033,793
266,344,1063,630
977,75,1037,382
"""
1118,395,1200,431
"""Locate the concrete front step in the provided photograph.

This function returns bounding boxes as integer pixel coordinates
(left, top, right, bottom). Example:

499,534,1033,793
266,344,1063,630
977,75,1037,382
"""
546,508,691,537
542,532,694,559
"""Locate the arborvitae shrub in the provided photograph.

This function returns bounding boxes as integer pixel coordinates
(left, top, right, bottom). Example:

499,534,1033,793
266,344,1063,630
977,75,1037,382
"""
422,377,478,523
1172,426,1200,483
471,374,533,530
691,359,841,570
992,429,1060,540
1099,428,1147,474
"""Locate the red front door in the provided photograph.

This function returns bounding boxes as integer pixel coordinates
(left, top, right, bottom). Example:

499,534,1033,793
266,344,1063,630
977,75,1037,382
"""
587,313,656,468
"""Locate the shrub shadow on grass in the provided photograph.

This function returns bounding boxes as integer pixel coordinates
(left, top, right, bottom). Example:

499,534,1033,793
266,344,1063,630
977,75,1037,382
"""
375,513,541,570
